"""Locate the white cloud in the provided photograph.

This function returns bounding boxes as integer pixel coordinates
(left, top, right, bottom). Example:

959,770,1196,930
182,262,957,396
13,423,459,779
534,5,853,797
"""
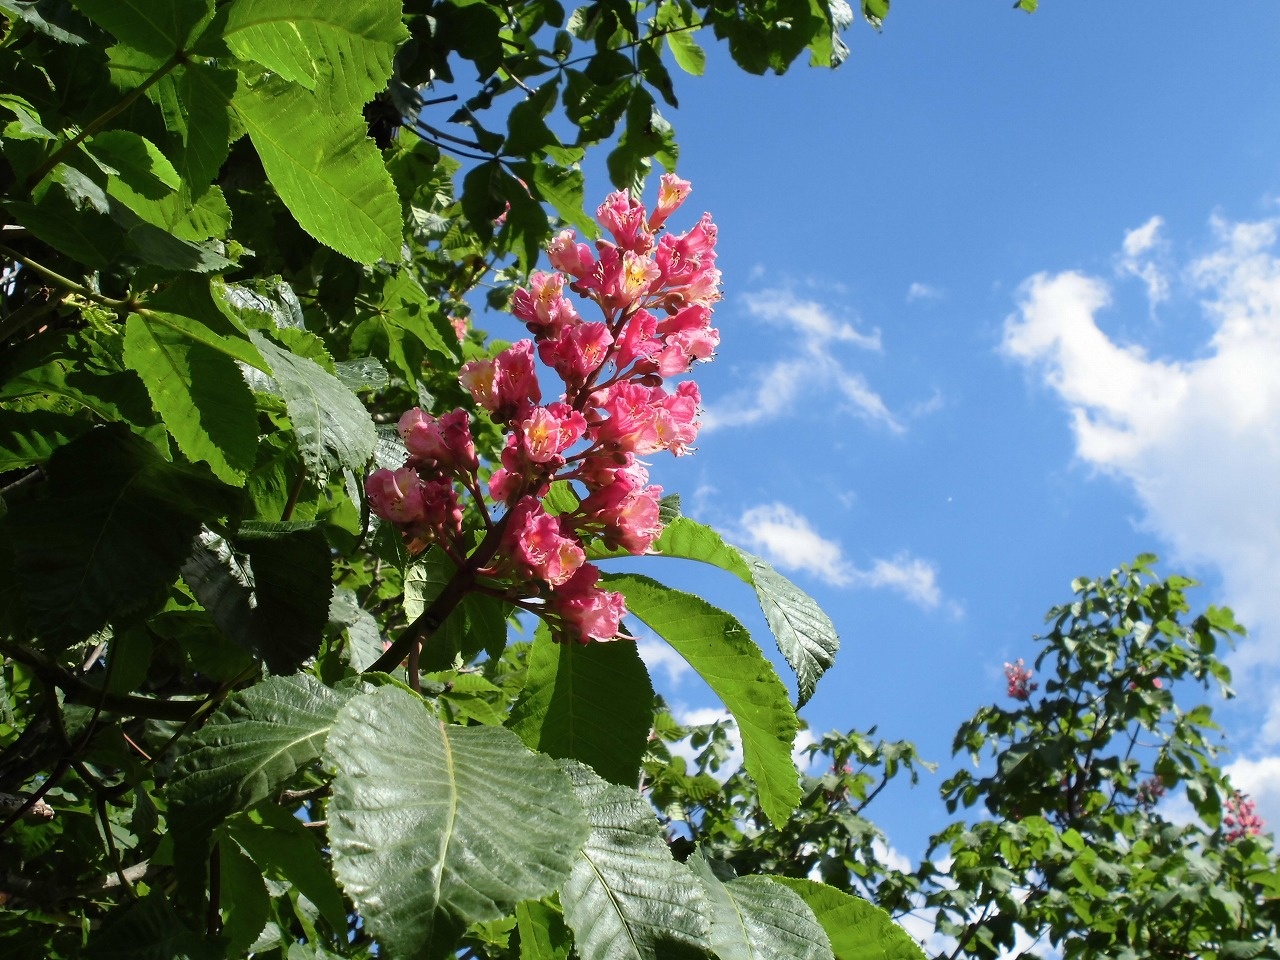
1002,213,1280,675
748,289,882,351
701,288,902,434
857,555,944,610
907,282,944,303
739,503,853,586
1117,215,1170,306
737,503,947,610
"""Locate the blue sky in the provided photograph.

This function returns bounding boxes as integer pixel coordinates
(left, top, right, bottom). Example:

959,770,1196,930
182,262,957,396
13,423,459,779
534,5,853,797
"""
544,2,1280,857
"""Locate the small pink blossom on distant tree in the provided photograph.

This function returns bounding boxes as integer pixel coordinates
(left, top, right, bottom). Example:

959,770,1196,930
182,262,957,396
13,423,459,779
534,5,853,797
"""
1004,658,1038,700
1136,775,1166,809
1224,790,1265,841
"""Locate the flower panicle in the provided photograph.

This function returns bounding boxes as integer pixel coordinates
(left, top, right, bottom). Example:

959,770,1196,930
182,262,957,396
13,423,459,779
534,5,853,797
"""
367,175,720,643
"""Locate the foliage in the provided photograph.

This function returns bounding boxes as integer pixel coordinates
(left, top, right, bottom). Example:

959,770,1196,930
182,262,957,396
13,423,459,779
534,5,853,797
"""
0,1,938,959
659,558,1280,959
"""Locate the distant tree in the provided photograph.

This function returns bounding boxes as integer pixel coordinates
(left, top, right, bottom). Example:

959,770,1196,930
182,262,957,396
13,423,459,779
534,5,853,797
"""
654,558,1280,959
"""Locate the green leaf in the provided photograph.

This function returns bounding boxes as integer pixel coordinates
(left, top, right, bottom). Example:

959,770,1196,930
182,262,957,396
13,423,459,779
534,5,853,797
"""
123,312,259,484
861,0,890,29
238,521,333,674
691,855,832,960
516,900,573,960
234,76,402,263
71,0,212,59
666,29,707,76
229,803,349,935
0,408,92,470
508,625,654,786
218,837,272,954
7,425,236,647
167,674,358,833
600,517,839,706
558,761,710,960
249,331,376,481
771,878,926,960
87,129,181,198
0,93,55,139
326,685,588,960
223,0,409,112
329,585,385,672
606,574,800,826
84,891,219,960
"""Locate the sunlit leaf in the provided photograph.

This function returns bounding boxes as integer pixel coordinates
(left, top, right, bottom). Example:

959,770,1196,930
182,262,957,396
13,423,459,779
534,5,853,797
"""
607,573,800,826
508,625,654,786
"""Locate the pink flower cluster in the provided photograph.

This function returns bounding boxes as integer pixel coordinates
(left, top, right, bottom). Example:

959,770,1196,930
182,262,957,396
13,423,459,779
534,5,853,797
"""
1136,775,1166,810
1004,658,1038,701
366,176,719,644
1224,790,1265,841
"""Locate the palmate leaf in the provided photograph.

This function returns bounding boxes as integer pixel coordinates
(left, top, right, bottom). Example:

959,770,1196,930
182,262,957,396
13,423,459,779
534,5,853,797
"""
558,761,710,960
7,425,236,647
597,517,839,707
770,879,926,960
234,75,402,264
167,674,358,833
507,624,654,786
70,0,212,60
691,854,833,960
326,685,588,960
606,574,800,827
123,312,259,484
249,331,376,481
223,0,409,112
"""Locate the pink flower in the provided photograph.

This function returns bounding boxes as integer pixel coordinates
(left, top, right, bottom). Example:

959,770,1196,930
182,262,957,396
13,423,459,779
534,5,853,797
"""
505,497,584,586
1136,776,1166,809
613,309,662,372
547,230,594,278
518,403,587,464
652,214,720,312
551,564,627,642
1004,659,1038,701
398,408,478,473
460,340,541,422
597,190,653,253
580,473,665,554
413,478,464,544
592,381,661,454
648,173,692,231
512,272,581,337
1224,791,1266,841
538,321,613,386
651,381,701,456
366,467,426,524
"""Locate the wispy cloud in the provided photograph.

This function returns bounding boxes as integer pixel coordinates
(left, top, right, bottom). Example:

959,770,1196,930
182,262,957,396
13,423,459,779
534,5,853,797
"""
736,503,947,610
1116,215,1170,306
748,289,882,351
907,282,944,303
1002,211,1280,742
701,287,902,433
